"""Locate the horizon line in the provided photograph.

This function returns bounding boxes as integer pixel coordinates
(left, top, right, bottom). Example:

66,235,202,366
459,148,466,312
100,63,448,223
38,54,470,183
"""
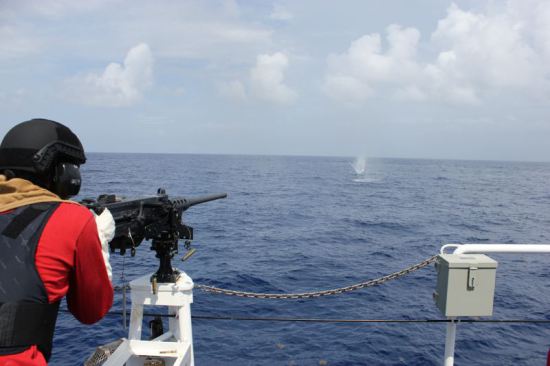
85,151,550,164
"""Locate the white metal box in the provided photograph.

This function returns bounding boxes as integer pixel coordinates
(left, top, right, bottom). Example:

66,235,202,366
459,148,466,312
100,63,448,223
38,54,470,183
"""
434,254,498,317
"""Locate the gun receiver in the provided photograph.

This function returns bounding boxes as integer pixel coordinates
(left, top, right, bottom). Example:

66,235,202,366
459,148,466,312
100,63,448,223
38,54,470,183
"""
81,188,226,283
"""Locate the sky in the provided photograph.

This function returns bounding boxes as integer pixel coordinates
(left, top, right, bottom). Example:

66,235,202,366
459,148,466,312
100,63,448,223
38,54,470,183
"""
1,0,550,162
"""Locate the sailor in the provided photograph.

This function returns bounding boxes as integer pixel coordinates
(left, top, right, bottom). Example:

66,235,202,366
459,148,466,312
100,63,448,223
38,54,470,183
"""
0,119,114,365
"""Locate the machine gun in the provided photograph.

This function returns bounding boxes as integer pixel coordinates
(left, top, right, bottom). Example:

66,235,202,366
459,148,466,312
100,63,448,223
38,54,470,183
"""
81,188,226,284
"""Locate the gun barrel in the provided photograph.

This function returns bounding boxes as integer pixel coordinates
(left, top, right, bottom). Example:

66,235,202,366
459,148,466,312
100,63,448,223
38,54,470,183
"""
176,193,227,210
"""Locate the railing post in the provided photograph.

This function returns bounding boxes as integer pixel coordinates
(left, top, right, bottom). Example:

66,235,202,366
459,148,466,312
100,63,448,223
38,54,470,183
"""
444,318,457,366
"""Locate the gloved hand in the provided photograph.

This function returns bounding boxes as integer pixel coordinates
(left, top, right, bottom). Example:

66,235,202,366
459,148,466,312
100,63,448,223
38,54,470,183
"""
93,207,115,282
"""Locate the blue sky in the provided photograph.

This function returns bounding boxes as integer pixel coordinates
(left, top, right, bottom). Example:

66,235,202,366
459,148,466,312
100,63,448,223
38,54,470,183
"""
1,0,550,161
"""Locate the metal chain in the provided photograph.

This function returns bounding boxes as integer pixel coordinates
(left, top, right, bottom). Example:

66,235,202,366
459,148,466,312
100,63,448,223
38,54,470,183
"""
195,255,438,299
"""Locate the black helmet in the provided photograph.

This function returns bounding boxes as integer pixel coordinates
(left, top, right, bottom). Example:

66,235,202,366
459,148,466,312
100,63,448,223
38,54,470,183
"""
0,119,86,198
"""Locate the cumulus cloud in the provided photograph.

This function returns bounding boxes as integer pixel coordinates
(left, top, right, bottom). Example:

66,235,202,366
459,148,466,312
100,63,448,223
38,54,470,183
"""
323,75,372,104
220,52,297,104
250,52,297,104
324,1,550,105
66,43,153,107
324,25,425,103
431,3,541,88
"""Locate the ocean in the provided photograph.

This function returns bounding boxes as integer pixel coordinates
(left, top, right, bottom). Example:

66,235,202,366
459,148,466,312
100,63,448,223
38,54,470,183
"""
52,153,550,365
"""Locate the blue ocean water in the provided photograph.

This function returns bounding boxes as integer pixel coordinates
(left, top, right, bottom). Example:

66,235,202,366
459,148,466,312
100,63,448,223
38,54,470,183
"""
51,154,550,365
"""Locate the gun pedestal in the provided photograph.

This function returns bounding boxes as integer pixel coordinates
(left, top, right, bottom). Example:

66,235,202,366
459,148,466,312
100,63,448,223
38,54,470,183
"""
103,272,195,366
151,238,181,285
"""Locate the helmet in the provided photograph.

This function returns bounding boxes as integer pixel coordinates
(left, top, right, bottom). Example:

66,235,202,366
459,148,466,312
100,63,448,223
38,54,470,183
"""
0,118,86,198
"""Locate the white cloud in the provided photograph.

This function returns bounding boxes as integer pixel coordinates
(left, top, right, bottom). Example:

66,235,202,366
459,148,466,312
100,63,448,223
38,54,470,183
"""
324,0,550,105
219,52,297,104
333,25,421,84
66,43,153,107
250,52,297,104
431,4,540,89
323,75,372,104
324,25,423,103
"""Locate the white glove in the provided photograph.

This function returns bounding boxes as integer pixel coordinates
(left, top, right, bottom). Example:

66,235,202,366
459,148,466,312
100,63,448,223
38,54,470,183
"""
94,207,115,282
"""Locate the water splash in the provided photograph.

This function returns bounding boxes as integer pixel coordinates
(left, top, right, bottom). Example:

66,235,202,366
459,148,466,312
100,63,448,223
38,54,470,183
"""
350,156,378,183
351,156,367,175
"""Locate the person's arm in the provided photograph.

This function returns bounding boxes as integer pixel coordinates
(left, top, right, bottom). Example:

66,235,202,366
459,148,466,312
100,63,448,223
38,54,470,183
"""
66,215,113,324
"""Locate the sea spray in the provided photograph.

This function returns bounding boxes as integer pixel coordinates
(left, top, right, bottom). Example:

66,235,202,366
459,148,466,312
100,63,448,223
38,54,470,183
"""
351,156,367,175
351,156,375,182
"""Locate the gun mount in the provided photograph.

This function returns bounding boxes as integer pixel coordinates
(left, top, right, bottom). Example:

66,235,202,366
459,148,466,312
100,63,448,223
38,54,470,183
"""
81,188,226,283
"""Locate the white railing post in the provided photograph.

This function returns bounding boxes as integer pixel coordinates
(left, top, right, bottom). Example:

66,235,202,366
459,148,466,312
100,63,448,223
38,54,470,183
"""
443,318,457,366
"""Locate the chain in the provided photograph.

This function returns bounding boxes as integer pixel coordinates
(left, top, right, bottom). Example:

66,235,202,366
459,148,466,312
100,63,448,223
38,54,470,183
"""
195,255,438,299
